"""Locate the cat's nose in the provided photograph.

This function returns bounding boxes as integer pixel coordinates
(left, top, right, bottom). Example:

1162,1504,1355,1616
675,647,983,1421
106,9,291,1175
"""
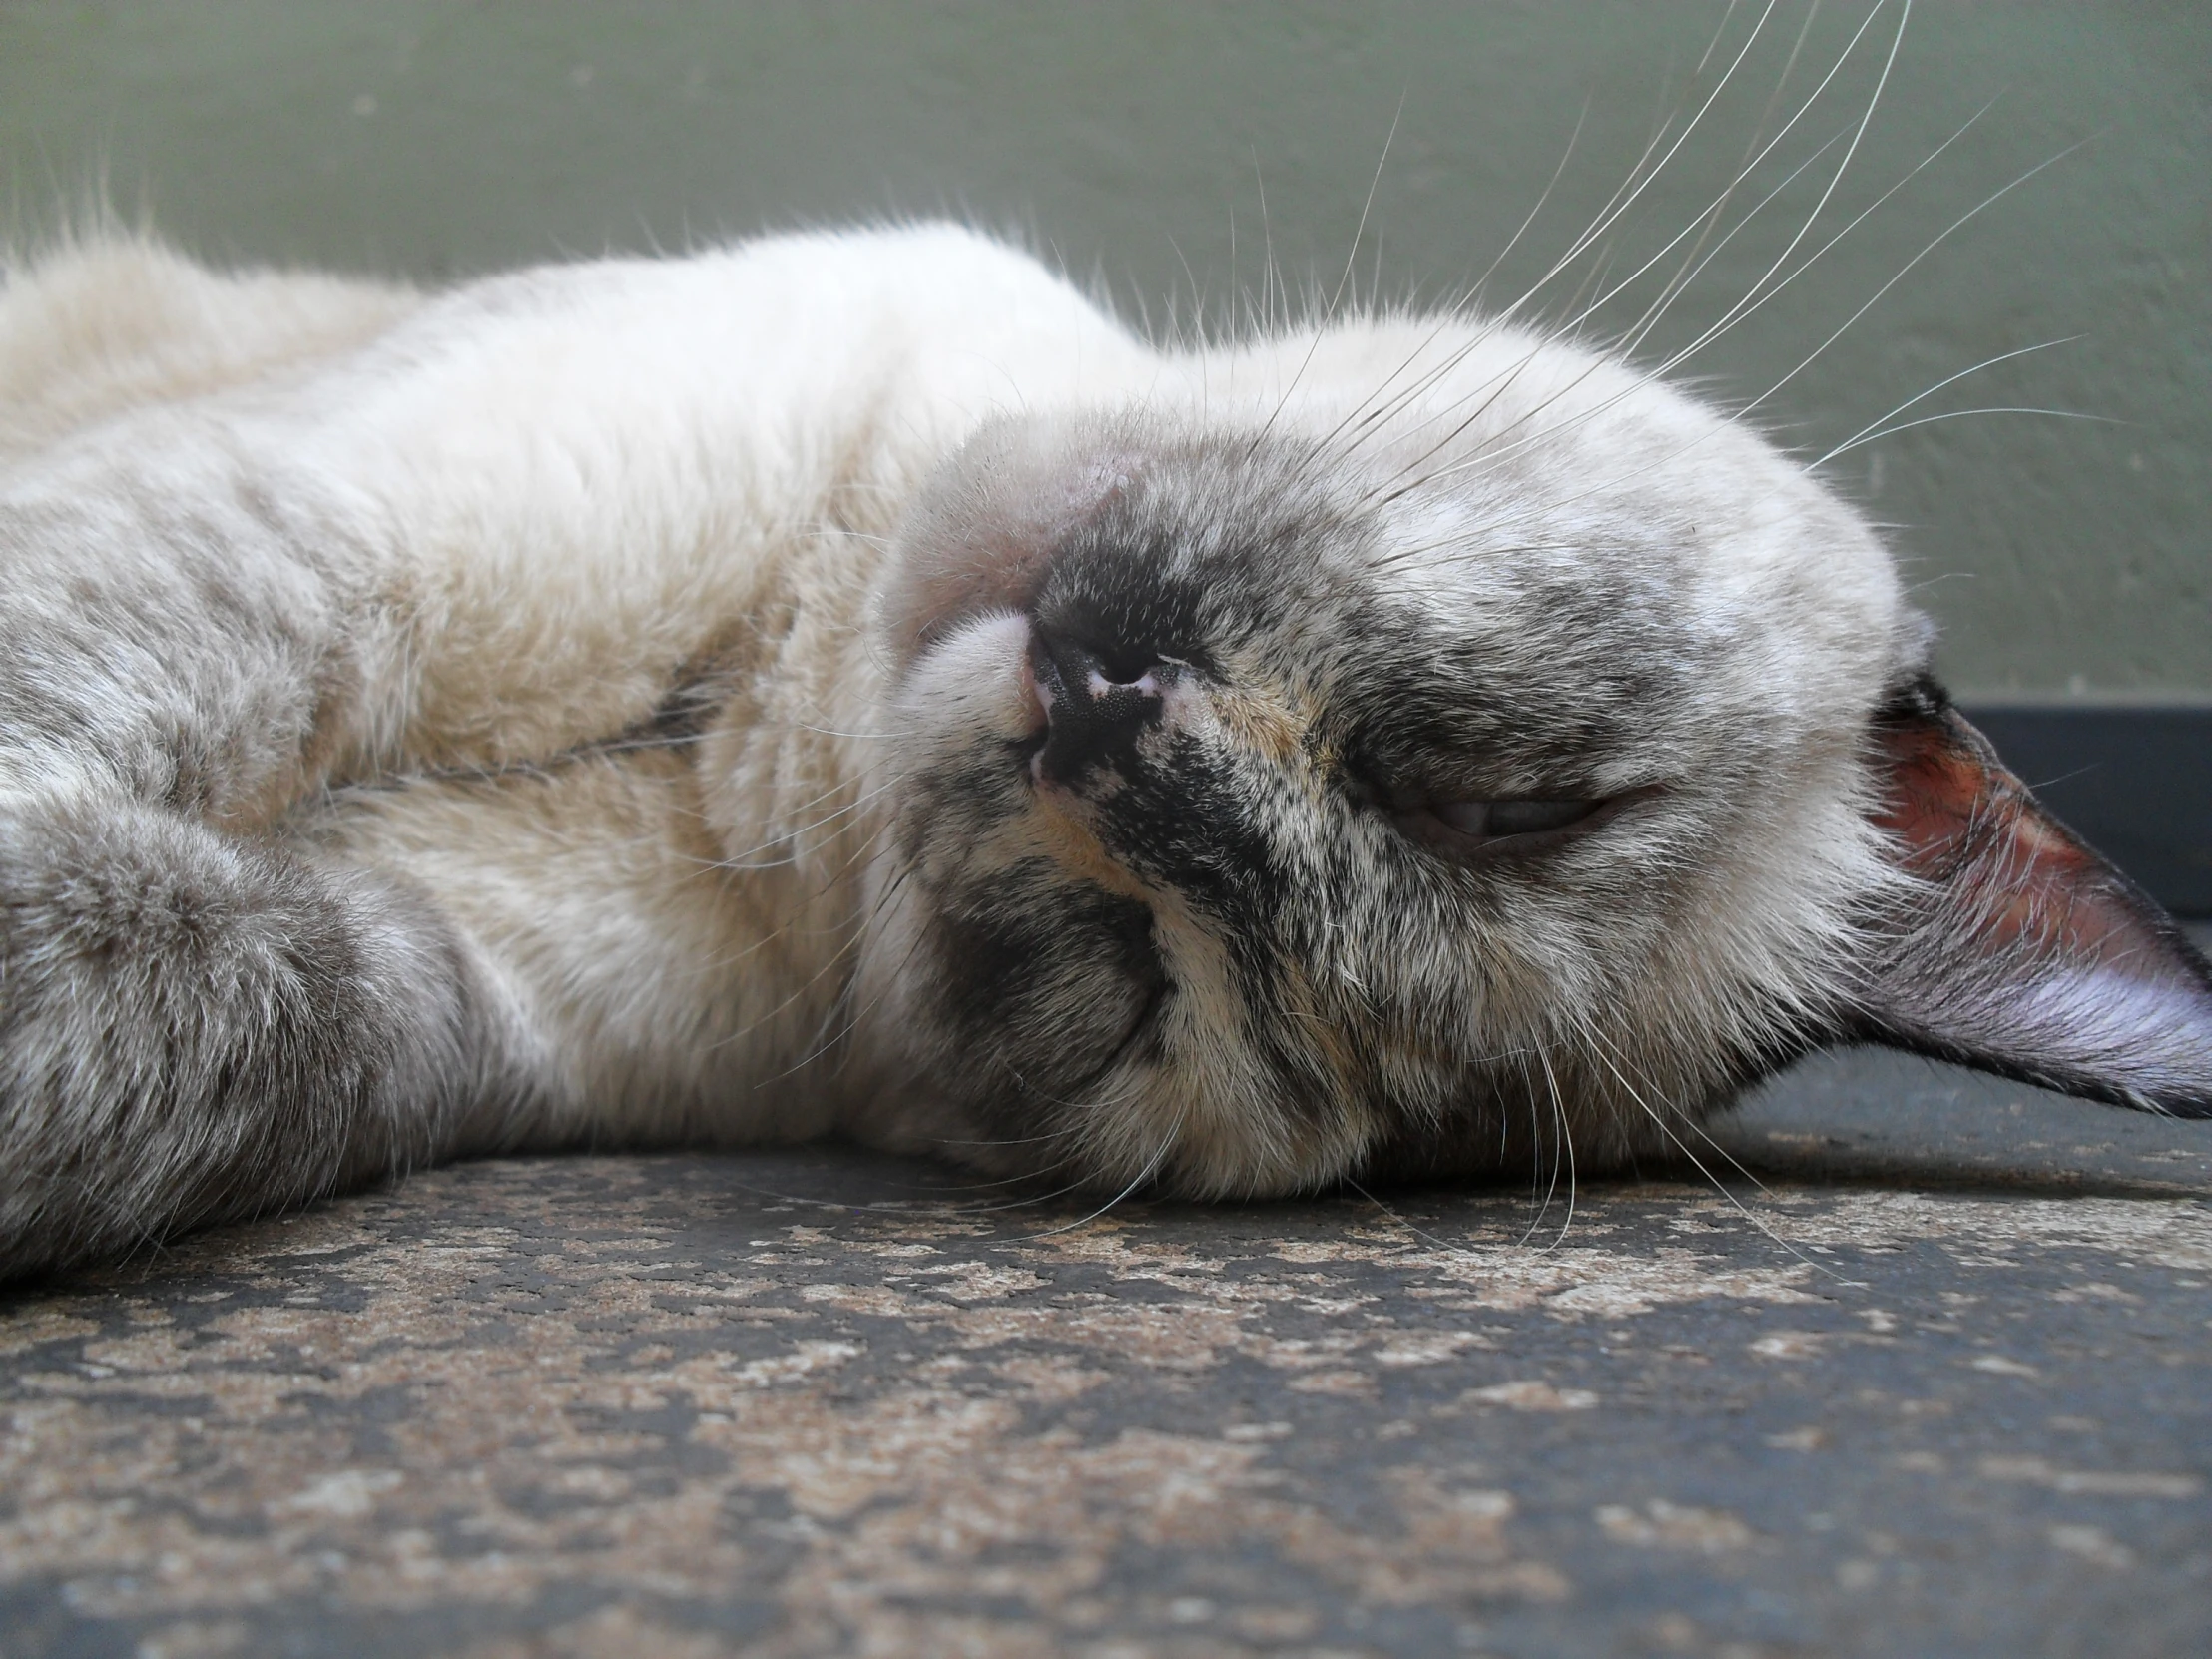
1028,625,1165,787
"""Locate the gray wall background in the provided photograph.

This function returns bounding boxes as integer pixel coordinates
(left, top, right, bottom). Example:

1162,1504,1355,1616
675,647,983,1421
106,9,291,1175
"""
3,1,2204,700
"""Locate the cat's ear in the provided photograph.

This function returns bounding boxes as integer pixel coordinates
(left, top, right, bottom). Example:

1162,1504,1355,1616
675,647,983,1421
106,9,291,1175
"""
1850,681,2212,1116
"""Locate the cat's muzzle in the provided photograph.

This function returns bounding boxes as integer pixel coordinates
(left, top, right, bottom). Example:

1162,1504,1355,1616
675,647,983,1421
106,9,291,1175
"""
1026,624,1172,789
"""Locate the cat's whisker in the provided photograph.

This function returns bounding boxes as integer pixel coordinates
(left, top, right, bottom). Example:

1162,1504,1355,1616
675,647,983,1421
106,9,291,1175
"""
1450,96,1595,327
1609,120,1852,363
759,905,907,1087
891,1159,1096,1205
763,837,987,1077
1383,105,2010,512
687,825,900,990
758,721,913,742
1482,0,1787,344
1366,11,1958,507
1240,98,1405,461
1821,406,2116,464
1371,134,1867,481
1575,1017,1840,1282
1360,330,1602,506
1327,139,1705,449
1612,0,1829,362
1813,335,2084,467
1475,0,1879,389
695,773,904,875
1428,117,2084,533
1340,1176,1505,1267
871,1132,1173,1217
1329,263,1668,467
922,1122,1104,1192
1306,316,1476,460
908,1077,1153,1198
1642,0,1915,366
977,1185,1138,1219
1527,1033,1579,1254
1700,132,2084,427
1012,1110,1187,1242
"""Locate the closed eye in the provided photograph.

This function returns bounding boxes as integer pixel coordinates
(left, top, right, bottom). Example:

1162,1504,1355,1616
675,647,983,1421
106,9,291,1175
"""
1434,798,1598,837
1389,792,1634,859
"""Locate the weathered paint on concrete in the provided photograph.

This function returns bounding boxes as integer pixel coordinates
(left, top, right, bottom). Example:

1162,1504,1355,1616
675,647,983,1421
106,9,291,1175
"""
3,1050,2208,1657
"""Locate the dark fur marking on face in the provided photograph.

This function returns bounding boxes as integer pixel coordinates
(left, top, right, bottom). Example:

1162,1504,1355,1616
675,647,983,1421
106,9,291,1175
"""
1083,733,1284,922
1335,594,1679,798
1034,532,1212,685
925,871,1165,1096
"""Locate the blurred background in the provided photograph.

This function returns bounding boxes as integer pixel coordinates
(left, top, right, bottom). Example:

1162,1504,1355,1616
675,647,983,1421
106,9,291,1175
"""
4,0,2207,886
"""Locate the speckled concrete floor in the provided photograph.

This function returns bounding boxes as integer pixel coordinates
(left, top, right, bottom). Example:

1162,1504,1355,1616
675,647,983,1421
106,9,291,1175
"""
3,1046,2208,1659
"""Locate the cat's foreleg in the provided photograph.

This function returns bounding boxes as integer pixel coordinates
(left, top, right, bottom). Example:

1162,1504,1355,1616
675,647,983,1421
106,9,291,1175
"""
0,449,514,1278
0,782,504,1278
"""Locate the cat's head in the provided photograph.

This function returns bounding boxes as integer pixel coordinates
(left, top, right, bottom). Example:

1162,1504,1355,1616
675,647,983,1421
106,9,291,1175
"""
850,319,2212,1196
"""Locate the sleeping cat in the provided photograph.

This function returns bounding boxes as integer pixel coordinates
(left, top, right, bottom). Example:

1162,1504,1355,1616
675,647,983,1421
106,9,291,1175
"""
0,221,2206,1280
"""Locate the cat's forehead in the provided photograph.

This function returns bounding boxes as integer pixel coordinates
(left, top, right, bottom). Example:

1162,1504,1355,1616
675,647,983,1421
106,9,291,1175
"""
1099,405,1882,639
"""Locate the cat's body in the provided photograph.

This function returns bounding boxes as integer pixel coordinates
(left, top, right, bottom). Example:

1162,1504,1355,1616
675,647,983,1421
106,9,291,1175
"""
1,223,2207,1279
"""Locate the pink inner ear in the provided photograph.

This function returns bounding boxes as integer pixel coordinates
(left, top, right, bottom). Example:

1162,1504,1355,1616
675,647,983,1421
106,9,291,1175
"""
1860,700,2212,1115
1877,712,2149,969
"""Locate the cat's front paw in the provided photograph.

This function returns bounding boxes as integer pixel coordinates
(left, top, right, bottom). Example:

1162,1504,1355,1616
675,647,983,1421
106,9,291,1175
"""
0,790,470,1279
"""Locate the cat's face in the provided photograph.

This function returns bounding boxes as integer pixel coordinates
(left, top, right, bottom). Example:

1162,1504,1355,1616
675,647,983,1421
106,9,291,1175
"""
851,321,2211,1197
